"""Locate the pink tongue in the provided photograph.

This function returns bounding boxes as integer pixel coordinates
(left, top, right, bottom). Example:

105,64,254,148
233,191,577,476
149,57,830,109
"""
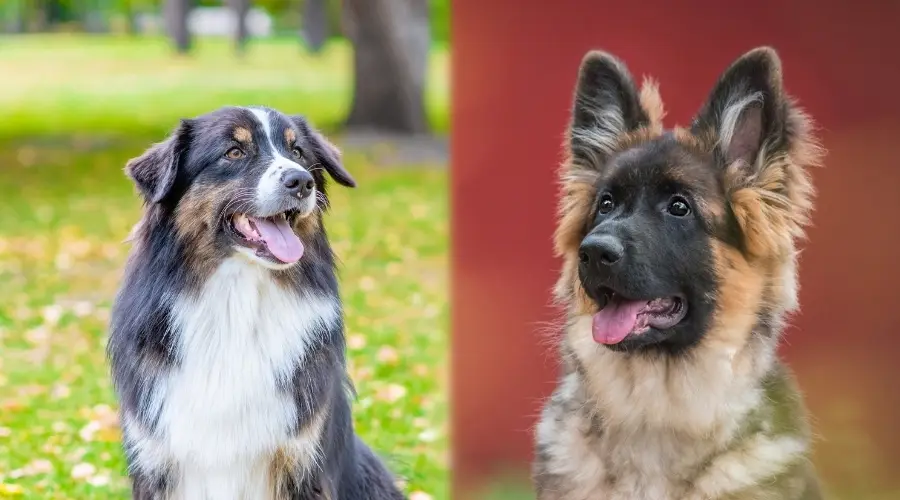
249,216,304,263
592,299,649,344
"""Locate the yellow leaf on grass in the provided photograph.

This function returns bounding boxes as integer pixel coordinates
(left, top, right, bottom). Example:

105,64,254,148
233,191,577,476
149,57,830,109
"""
0,483,24,495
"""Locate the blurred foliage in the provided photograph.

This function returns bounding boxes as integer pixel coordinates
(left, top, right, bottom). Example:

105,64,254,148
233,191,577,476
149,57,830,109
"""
0,35,449,139
0,0,451,42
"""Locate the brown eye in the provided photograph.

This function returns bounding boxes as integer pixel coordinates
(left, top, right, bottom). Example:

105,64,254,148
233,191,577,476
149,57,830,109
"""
291,147,303,159
225,147,245,160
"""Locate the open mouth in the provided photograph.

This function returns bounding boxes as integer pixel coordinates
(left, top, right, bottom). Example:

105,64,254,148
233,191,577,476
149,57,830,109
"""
591,288,687,345
229,211,304,264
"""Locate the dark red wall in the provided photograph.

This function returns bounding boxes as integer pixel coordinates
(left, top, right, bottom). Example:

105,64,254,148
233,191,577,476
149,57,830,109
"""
451,1,900,498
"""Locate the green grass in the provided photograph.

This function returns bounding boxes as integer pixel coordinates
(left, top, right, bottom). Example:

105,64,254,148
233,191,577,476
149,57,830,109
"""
0,34,450,138
0,35,448,499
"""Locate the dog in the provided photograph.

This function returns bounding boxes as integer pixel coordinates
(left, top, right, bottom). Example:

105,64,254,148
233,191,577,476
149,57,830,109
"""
107,106,406,500
532,47,825,500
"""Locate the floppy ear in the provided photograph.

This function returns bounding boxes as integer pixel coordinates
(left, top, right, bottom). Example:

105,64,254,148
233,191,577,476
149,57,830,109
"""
290,116,356,188
125,120,191,203
691,46,788,171
568,50,649,168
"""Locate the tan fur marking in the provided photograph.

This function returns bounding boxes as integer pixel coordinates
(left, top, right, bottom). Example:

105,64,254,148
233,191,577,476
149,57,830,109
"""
614,127,659,150
639,77,666,133
234,127,252,143
270,404,329,499
554,169,599,257
293,209,322,237
706,242,765,352
285,128,296,145
672,126,710,153
174,180,242,275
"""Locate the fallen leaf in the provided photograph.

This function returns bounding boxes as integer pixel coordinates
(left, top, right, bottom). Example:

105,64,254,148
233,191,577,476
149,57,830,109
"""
0,483,24,495
376,384,407,403
70,463,96,480
87,473,110,487
347,334,366,350
358,276,376,291
418,429,439,443
376,346,399,365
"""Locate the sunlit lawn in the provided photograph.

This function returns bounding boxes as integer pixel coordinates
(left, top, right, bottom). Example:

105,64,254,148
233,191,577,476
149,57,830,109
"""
0,34,449,139
0,35,448,499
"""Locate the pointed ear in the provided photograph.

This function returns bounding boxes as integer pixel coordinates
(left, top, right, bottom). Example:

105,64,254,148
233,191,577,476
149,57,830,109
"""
125,120,191,203
692,47,787,169
568,50,649,167
291,116,356,188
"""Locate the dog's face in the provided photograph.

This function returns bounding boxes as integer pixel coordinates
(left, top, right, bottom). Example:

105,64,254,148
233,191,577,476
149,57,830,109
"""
576,138,721,353
556,48,819,356
125,107,355,271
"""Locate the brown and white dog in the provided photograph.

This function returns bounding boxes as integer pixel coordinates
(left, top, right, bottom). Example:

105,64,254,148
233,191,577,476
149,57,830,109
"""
108,106,405,500
533,48,825,500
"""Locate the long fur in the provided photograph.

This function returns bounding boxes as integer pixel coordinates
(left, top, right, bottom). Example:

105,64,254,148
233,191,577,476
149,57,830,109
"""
533,48,825,500
108,106,405,500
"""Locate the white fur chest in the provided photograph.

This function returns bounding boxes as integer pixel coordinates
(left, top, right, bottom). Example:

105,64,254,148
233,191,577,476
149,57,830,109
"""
149,258,338,499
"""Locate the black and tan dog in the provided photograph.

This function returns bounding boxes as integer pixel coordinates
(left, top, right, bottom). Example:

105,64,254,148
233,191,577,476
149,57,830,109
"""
108,106,405,499
533,48,824,500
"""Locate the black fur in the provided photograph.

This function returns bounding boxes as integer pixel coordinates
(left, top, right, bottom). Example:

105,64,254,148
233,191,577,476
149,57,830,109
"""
108,106,405,499
576,136,720,355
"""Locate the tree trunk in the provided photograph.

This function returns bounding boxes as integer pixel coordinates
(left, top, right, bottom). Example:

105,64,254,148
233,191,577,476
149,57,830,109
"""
301,0,329,54
2,0,27,33
83,0,109,33
228,0,250,55
343,0,430,134
164,0,191,54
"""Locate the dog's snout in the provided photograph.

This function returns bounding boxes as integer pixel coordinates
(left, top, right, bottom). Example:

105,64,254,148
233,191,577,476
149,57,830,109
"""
579,234,624,267
281,169,315,198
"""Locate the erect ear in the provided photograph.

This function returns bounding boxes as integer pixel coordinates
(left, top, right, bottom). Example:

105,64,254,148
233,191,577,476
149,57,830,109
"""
568,50,649,167
691,47,788,170
125,120,191,204
290,116,356,188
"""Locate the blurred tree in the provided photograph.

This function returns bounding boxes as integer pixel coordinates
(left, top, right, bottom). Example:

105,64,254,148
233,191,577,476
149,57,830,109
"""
343,0,430,134
83,0,111,33
164,0,191,53
1,0,27,33
301,0,329,53
227,0,250,54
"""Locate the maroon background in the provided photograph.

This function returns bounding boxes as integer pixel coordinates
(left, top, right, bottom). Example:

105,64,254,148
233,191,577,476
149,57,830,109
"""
451,1,900,498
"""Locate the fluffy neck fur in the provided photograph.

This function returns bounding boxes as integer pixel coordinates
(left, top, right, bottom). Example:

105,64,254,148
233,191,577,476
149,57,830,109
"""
562,256,797,437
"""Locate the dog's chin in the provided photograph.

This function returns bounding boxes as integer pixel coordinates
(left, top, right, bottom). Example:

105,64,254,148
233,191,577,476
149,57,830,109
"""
601,326,679,353
226,206,314,271
233,246,298,270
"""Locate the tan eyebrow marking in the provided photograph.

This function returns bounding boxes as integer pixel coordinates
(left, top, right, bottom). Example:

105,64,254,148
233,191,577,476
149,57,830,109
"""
233,127,252,143
284,128,296,144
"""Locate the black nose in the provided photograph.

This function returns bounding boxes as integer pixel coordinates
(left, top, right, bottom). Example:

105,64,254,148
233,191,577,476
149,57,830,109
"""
579,234,624,267
282,169,315,198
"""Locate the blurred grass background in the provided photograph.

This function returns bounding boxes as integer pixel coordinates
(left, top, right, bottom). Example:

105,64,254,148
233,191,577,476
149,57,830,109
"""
0,35,449,139
0,34,449,499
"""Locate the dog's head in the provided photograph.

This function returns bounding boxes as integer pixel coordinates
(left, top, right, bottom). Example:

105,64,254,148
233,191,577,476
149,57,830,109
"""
556,48,821,356
126,106,355,271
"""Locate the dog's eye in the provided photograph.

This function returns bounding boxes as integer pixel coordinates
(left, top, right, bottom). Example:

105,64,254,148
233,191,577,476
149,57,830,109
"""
667,196,691,217
291,147,303,159
225,147,245,160
598,194,615,214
